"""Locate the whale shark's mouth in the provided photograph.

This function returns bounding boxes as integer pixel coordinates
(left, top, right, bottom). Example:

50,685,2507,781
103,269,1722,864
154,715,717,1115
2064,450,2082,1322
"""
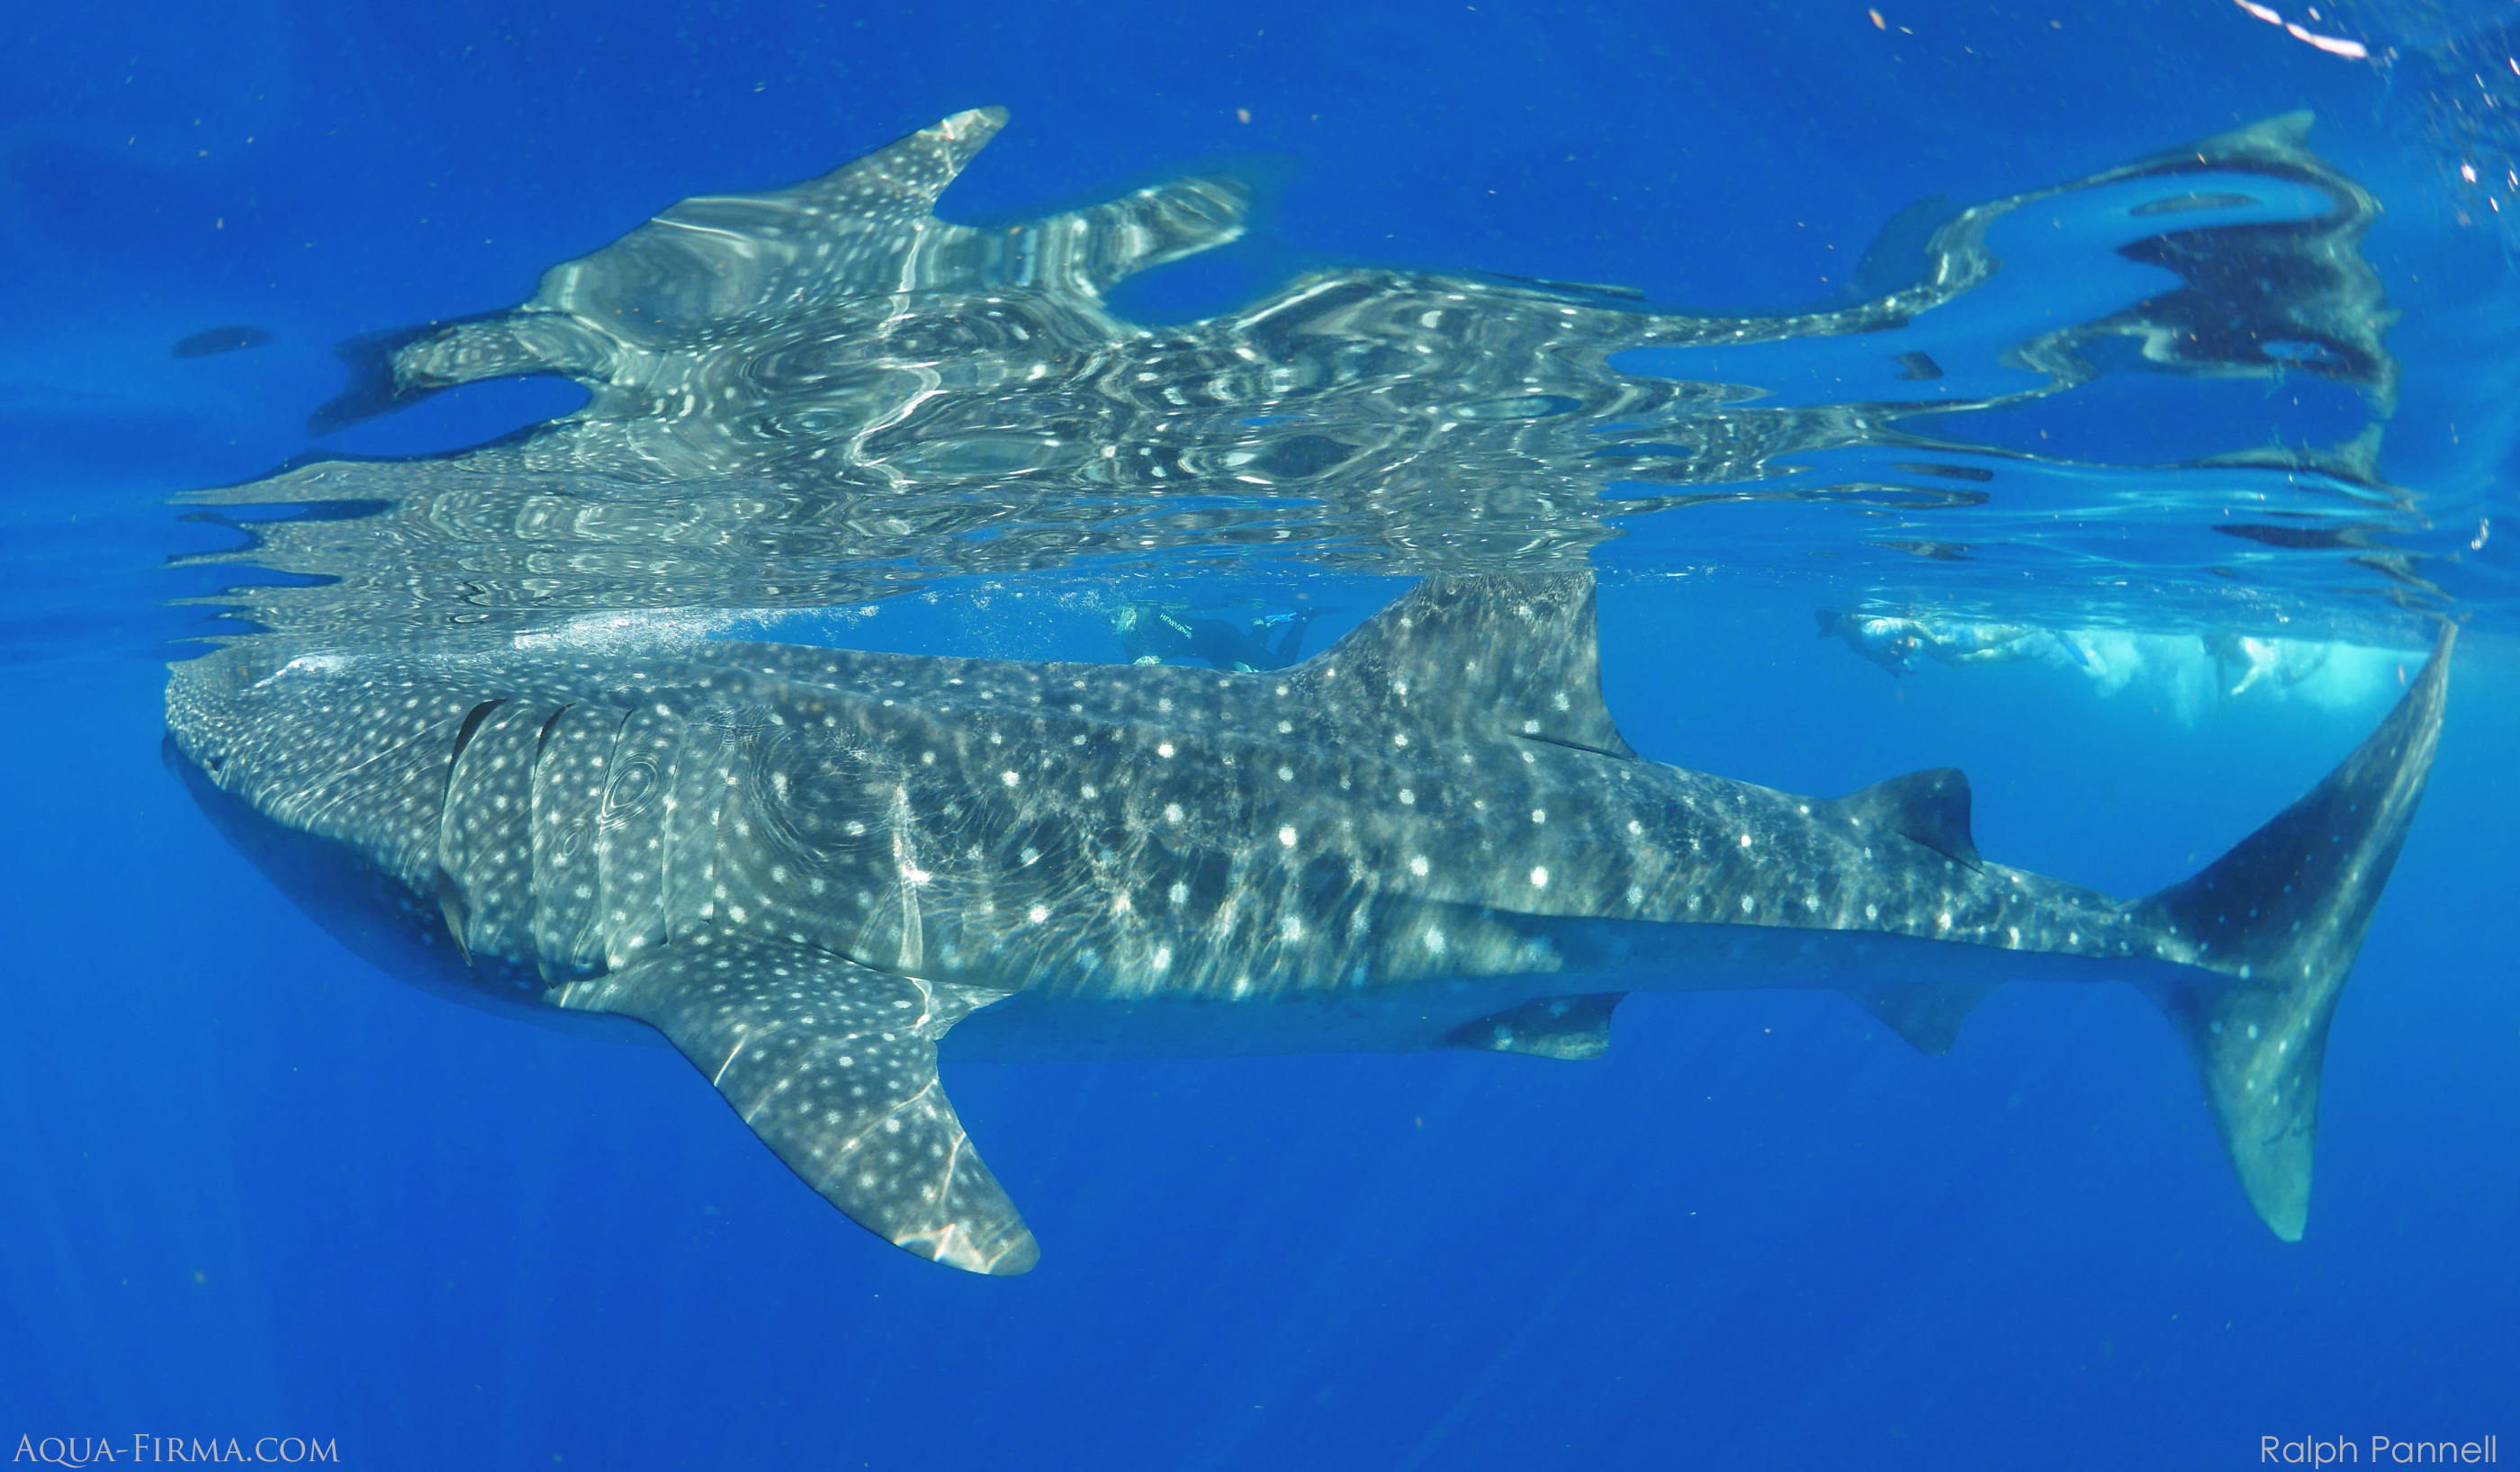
174,108,2420,661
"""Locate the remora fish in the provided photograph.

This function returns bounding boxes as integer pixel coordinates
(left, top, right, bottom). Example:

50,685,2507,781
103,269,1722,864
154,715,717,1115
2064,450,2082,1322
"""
166,573,2451,1274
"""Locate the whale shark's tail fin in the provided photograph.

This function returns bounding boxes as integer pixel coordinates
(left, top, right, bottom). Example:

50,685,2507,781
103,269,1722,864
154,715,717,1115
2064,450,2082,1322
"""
2134,626,2452,1241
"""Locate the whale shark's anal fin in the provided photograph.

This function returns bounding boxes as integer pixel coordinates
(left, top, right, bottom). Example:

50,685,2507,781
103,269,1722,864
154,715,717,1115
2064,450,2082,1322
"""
1847,981,2001,1055
563,939,1038,1275
2135,626,2452,1241
1445,993,1624,1060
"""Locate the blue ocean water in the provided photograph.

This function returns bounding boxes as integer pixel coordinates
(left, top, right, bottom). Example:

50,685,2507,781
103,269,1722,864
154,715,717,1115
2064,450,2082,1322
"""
3,1,2516,1468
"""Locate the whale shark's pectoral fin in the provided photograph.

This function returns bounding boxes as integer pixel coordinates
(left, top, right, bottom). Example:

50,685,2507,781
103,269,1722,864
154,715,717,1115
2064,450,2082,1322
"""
1845,981,2001,1055
302,110,1020,427
560,940,1039,1276
531,107,1012,339
309,107,1259,428
1444,993,1624,1060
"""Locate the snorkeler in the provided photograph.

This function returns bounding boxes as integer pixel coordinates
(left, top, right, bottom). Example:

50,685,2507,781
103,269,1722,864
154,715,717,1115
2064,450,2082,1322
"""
1113,602,1326,671
1815,608,1930,675
2202,629,2332,697
1815,608,2058,675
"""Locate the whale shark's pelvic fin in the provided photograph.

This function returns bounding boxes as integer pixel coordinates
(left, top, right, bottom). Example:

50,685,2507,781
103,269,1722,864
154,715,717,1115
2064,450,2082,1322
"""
563,941,1038,1275
2135,626,2452,1241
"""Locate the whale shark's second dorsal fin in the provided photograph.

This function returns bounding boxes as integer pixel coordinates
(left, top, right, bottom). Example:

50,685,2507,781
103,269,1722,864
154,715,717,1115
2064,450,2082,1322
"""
1837,767,1981,868
1295,570,1634,758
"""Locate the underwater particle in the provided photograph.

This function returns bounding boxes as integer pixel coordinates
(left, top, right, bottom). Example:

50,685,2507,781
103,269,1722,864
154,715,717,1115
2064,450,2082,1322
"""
172,324,274,359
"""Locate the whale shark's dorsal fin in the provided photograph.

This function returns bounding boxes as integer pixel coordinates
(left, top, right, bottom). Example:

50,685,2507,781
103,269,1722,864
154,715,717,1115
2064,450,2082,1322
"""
1295,571,1634,758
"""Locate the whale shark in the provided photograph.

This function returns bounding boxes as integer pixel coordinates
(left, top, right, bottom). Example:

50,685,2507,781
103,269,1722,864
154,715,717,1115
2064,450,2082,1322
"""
166,570,2451,1275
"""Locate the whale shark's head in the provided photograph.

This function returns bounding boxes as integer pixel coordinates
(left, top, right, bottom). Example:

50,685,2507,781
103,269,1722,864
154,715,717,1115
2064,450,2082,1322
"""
163,727,661,1046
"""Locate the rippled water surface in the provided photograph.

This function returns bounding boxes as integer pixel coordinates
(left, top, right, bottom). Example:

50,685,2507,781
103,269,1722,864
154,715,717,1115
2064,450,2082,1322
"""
183,108,2442,652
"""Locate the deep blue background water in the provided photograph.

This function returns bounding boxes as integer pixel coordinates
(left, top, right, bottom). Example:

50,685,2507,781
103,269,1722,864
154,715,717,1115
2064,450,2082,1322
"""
3,1,2515,1467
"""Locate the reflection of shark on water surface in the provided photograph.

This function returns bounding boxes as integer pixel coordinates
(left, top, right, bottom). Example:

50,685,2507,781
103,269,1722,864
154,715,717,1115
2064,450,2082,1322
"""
179,105,2416,640
169,571,2452,1274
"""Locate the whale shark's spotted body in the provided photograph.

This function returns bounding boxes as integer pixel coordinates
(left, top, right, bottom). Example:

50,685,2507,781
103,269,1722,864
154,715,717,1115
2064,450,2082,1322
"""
168,572,2451,1274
